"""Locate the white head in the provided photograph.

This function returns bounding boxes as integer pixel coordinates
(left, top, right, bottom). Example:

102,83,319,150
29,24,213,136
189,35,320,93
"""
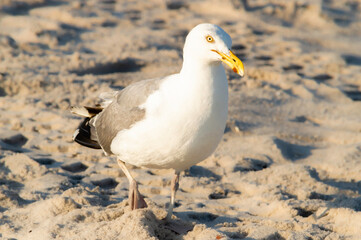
182,23,244,76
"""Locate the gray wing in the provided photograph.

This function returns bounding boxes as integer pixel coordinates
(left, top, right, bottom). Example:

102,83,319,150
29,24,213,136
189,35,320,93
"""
93,77,166,155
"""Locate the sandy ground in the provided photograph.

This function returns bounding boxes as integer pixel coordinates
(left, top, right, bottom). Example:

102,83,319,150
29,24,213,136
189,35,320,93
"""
1,0,361,239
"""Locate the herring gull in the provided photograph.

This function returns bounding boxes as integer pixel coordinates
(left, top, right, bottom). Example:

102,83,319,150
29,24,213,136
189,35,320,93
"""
71,23,244,220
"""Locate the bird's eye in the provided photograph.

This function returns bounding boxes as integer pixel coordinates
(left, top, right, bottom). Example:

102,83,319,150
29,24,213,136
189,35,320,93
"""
206,35,214,43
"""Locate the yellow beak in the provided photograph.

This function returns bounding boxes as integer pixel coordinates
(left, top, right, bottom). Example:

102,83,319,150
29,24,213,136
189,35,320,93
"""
212,50,244,77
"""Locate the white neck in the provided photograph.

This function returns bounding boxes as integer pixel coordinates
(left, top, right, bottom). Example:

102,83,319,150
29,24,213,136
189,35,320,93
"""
180,58,225,84
176,58,228,122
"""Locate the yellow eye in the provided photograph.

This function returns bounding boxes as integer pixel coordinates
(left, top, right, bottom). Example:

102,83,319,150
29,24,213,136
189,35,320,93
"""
206,35,214,43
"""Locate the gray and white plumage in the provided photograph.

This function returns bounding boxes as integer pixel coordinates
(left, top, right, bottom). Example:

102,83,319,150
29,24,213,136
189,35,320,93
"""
73,24,243,171
71,23,244,219
72,23,244,171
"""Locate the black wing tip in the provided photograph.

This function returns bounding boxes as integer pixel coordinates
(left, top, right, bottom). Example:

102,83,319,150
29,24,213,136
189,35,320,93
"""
73,117,102,150
74,134,102,149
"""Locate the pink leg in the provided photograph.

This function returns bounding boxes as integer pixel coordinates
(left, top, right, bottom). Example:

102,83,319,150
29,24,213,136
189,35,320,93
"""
117,159,147,210
164,171,193,234
166,171,180,220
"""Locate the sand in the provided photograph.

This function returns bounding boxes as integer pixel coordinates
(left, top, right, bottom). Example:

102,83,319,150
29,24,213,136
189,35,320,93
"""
1,0,361,239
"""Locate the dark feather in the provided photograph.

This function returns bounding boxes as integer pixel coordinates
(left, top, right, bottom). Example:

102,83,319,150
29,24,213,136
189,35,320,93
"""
73,117,101,149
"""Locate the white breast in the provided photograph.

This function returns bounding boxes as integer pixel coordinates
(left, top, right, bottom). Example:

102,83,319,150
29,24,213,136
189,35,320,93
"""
111,64,228,171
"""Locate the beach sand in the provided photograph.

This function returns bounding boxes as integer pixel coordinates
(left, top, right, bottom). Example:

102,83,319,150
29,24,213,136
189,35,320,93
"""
1,0,361,239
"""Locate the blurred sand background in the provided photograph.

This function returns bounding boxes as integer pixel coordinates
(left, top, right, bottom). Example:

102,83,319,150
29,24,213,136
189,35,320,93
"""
1,0,361,239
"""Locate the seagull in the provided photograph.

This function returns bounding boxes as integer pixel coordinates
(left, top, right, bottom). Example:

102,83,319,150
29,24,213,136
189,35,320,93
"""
71,23,244,220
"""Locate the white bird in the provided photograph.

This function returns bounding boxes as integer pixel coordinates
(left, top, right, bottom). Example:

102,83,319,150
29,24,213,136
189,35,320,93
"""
71,23,244,220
